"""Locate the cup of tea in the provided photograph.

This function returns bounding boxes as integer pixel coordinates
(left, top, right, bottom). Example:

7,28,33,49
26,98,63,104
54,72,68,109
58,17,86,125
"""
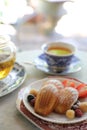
42,41,76,72
0,35,16,80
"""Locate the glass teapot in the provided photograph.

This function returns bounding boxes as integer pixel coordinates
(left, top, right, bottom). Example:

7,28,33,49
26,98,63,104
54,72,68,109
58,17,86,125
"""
0,35,16,79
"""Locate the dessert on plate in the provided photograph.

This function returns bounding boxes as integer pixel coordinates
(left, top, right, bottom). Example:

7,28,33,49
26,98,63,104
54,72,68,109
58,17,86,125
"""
27,78,87,120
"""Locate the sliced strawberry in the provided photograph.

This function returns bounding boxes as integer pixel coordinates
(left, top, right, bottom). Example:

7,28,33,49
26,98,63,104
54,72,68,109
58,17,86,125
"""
69,82,76,88
62,79,68,87
76,84,87,98
62,79,76,88
76,83,86,90
79,90,87,98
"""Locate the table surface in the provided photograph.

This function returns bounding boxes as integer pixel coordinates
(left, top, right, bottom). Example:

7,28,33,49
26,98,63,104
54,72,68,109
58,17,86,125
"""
0,50,87,130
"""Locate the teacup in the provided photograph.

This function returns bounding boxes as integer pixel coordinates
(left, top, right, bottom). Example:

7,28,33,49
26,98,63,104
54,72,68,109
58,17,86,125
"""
41,41,76,72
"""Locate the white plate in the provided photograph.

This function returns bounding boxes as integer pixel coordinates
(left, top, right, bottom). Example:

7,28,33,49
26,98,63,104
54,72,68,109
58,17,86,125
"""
0,62,26,97
34,54,82,75
23,77,87,124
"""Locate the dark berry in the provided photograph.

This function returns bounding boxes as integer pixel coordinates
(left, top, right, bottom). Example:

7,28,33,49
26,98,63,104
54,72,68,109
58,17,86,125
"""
75,108,83,117
74,100,80,105
72,104,79,110
30,98,36,107
27,94,35,102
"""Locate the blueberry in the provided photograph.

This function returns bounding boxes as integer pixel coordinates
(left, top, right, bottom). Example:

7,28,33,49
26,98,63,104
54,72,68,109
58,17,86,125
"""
71,104,79,110
27,94,35,102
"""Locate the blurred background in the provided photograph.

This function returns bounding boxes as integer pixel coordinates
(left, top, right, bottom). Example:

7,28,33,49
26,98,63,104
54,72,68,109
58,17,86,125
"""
0,0,87,51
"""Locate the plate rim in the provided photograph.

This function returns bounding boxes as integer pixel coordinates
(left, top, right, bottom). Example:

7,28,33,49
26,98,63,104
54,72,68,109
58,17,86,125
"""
34,54,82,75
22,77,87,124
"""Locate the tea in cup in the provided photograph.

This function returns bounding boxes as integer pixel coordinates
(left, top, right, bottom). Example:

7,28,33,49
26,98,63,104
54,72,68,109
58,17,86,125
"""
42,41,76,72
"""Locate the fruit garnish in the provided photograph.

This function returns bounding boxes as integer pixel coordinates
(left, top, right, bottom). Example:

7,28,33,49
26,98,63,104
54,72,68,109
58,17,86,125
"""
76,83,86,90
66,109,75,119
71,104,79,110
76,84,87,98
30,98,36,107
62,79,76,88
75,108,83,117
78,102,87,112
62,80,87,98
27,94,36,107
27,94,35,102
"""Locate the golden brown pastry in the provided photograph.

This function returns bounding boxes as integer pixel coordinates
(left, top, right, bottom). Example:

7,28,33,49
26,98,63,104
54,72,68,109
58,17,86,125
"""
43,78,64,89
54,87,79,114
34,84,58,116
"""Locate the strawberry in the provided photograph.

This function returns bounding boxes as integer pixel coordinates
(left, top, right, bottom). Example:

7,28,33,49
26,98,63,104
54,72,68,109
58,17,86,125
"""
62,79,76,88
76,84,87,98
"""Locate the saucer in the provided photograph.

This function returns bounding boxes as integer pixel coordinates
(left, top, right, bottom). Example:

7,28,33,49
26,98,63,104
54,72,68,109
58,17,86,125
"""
0,62,26,97
34,54,82,75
